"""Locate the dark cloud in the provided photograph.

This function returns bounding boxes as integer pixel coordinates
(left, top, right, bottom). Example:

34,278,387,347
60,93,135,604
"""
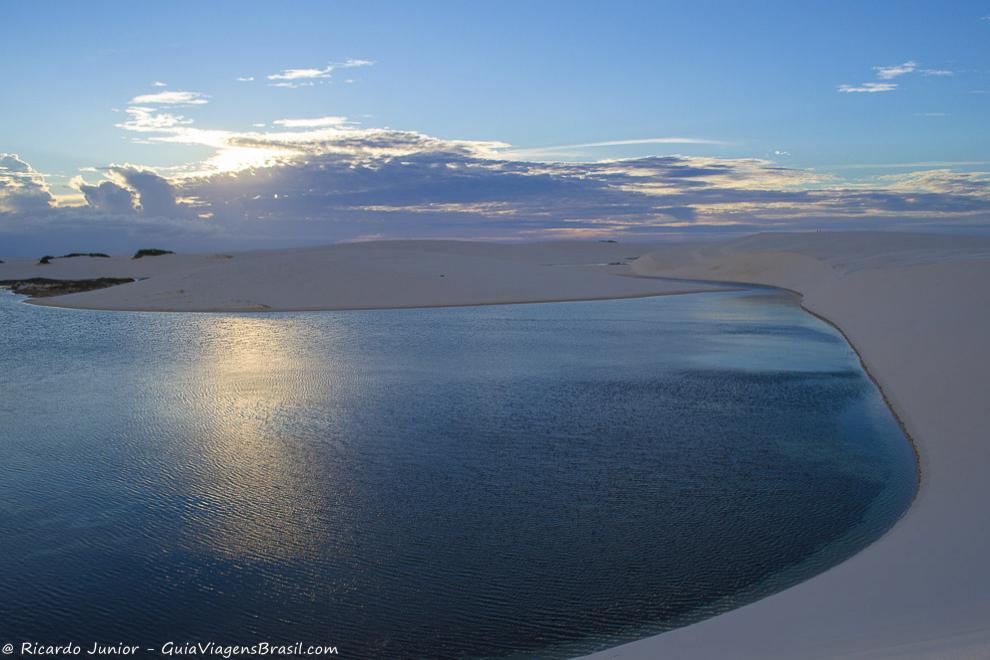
110,167,180,217
2,135,989,256
75,166,182,218
78,180,136,214
175,150,989,234
0,206,219,256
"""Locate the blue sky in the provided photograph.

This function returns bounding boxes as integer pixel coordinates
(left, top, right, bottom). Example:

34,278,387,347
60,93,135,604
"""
1,1,989,253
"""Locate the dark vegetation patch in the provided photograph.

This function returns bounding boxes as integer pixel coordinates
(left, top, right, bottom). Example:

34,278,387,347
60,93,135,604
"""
38,252,113,264
0,277,135,297
133,248,174,259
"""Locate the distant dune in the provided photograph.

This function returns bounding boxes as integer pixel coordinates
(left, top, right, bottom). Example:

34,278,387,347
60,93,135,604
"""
4,232,990,658
0,241,723,311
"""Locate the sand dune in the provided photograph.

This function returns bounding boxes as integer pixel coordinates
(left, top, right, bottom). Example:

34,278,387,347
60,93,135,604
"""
588,231,990,659
0,241,721,311
4,232,990,658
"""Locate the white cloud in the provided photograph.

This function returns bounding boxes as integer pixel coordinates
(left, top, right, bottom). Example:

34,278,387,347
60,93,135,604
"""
269,81,316,89
504,137,727,159
273,116,351,128
130,90,209,105
268,66,333,81
117,106,194,132
152,81,167,87
236,76,255,82
840,59,952,94
539,137,726,149
0,153,55,212
838,82,897,93
874,61,917,79
266,58,373,85
828,160,990,170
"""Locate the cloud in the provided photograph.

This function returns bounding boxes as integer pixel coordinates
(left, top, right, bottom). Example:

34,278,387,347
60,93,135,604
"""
129,90,209,105
827,160,990,170
73,166,182,217
876,169,990,195
874,61,917,79
117,106,194,132
840,59,953,93
111,167,181,217
4,122,989,255
504,137,728,158
269,81,316,89
838,82,897,93
226,127,508,160
268,66,333,81
0,153,55,212
75,179,136,214
273,116,351,128
152,81,167,87
236,76,255,82
266,58,373,86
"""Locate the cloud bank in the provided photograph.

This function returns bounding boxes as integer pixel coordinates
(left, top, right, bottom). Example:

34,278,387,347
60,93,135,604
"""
2,118,989,255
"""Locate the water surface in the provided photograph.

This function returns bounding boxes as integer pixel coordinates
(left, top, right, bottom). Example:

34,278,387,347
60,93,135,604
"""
0,289,916,658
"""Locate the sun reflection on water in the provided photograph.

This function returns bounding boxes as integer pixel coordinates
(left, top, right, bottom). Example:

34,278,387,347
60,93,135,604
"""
176,314,357,564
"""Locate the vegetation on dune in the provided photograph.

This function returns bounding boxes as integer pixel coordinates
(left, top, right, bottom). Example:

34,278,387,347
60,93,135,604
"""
0,277,135,297
38,253,112,264
132,248,175,259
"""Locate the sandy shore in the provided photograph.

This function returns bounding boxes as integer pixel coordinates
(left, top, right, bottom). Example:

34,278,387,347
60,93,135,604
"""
4,231,990,658
587,231,990,659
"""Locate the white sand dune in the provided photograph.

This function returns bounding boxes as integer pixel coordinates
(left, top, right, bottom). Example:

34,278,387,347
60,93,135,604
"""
0,241,721,311
587,231,990,659
4,231,990,658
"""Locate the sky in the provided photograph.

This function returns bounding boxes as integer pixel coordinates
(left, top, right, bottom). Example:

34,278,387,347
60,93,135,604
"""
1,0,989,255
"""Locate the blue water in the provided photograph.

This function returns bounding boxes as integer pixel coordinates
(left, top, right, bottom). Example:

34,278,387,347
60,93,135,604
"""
0,289,916,659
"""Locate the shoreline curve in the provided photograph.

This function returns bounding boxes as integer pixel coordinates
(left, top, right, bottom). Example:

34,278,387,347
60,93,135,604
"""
586,231,990,659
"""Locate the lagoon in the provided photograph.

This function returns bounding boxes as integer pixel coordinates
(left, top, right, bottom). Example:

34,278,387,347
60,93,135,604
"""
0,288,916,658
